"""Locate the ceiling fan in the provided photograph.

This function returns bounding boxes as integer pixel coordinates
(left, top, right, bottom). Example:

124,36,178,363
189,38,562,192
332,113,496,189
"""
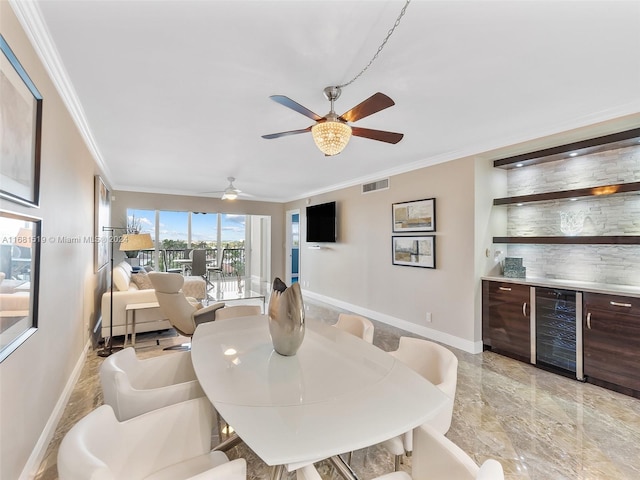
202,177,250,200
262,86,404,156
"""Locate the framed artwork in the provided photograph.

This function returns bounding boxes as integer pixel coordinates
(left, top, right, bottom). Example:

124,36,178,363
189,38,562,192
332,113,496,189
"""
94,175,110,272
392,198,436,232
0,35,42,208
0,210,41,362
392,235,435,269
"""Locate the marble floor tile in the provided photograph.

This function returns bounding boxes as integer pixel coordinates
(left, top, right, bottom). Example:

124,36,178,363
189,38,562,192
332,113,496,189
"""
34,298,640,479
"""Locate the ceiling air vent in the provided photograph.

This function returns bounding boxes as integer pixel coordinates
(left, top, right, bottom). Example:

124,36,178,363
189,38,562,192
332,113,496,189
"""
362,178,389,194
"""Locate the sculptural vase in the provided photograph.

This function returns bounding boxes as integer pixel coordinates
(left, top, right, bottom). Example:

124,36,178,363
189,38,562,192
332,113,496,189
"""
268,282,305,356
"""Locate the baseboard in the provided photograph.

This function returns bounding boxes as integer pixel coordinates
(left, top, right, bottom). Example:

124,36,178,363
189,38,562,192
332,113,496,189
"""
20,340,91,480
302,289,483,354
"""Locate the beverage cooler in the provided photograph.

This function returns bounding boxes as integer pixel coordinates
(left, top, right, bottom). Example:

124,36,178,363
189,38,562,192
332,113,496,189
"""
533,287,584,380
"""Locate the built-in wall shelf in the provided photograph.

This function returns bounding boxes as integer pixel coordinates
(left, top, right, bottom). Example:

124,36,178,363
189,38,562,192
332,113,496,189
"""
493,181,640,206
493,236,640,245
493,128,640,169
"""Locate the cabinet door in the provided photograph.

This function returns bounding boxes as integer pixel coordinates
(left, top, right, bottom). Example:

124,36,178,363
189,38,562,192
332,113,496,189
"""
482,281,531,361
583,293,640,392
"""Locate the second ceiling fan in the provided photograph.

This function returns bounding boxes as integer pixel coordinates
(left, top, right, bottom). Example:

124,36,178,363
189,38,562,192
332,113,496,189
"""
262,86,403,156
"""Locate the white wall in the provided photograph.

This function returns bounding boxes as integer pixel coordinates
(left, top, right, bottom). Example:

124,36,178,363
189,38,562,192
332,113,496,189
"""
286,158,483,353
0,5,104,478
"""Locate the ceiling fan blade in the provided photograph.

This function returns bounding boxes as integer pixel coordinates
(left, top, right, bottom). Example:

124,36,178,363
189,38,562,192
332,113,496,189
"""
269,95,323,121
262,127,312,139
351,126,404,144
339,92,395,123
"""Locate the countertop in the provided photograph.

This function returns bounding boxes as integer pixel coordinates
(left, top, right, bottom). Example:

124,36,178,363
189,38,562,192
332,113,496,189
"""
482,275,640,298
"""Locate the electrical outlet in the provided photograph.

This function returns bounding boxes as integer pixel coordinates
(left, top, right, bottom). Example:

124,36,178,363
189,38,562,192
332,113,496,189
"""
425,312,432,323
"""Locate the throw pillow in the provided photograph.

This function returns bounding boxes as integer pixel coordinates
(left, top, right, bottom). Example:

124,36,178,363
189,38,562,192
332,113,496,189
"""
131,271,154,290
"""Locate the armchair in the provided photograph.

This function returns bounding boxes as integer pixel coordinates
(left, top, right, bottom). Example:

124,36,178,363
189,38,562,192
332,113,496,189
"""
99,347,204,421
334,313,375,343
57,397,246,480
383,337,458,470
149,272,224,337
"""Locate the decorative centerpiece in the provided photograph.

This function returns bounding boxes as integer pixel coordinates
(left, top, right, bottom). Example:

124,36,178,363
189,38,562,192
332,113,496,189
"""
268,277,305,356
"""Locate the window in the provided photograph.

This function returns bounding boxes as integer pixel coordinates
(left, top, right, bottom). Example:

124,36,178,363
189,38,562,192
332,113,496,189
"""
126,209,249,277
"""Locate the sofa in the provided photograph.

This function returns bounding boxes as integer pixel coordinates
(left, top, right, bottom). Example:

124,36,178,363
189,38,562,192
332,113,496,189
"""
100,261,206,338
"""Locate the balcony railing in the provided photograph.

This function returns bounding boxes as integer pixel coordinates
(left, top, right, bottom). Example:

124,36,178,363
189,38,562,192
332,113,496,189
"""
137,248,246,277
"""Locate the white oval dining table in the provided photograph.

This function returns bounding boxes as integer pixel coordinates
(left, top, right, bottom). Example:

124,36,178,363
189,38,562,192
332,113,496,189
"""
191,314,449,479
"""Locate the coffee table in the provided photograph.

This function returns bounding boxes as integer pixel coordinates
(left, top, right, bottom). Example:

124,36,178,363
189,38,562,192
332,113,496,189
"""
207,287,266,312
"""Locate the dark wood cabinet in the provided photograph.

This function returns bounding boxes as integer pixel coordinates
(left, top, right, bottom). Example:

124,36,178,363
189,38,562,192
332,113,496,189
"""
583,293,640,395
482,280,531,362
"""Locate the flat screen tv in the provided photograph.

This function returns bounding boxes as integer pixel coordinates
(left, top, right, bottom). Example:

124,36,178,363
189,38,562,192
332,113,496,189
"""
306,201,336,243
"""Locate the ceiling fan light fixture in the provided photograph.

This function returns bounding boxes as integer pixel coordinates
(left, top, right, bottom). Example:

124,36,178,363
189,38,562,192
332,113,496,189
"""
221,190,238,200
311,120,352,156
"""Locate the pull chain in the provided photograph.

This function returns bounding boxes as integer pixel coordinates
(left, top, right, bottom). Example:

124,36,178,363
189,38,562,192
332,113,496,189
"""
336,0,411,89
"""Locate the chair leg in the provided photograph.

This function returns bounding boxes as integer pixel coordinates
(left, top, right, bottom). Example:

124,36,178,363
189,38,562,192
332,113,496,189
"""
163,342,191,351
394,454,402,471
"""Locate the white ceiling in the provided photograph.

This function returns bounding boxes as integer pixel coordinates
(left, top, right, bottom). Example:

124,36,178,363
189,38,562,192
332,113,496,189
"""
15,0,640,202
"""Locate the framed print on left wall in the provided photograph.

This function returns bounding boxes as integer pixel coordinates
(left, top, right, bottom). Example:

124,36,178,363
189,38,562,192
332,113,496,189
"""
0,34,43,208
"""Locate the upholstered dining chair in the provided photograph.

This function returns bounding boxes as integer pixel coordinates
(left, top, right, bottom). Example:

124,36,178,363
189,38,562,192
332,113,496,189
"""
149,272,224,348
411,424,504,479
57,397,247,480
382,337,458,470
334,313,375,343
214,304,261,321
99,347,204,421
297,425,503,480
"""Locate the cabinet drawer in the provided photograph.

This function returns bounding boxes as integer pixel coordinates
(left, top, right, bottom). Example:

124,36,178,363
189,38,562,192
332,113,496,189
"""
485,281,530,302
584,293,640,316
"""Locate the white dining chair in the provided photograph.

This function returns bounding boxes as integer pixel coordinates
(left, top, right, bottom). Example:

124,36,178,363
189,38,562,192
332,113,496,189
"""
99,347,205,421
297,425,503,480
383,337,458,470
214,304,261,320
334,313,375,343
57,397,247,480
411,424,504,480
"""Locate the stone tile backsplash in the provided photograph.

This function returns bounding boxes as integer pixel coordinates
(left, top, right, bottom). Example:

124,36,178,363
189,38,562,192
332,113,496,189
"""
505,244,640,286
503,143,640,286
507,145,640,196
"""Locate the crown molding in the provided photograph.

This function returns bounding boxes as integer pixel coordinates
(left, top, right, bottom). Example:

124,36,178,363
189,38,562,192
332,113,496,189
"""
9,0,112,182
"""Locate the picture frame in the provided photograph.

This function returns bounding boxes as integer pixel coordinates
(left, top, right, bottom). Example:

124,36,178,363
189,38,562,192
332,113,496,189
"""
392,198,435,232
0,34,43,208
0,209,41,362
94,175,110,272
392,235,436,269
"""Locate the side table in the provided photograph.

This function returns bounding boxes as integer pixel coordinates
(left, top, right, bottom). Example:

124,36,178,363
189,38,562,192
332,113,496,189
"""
124,302,160,347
